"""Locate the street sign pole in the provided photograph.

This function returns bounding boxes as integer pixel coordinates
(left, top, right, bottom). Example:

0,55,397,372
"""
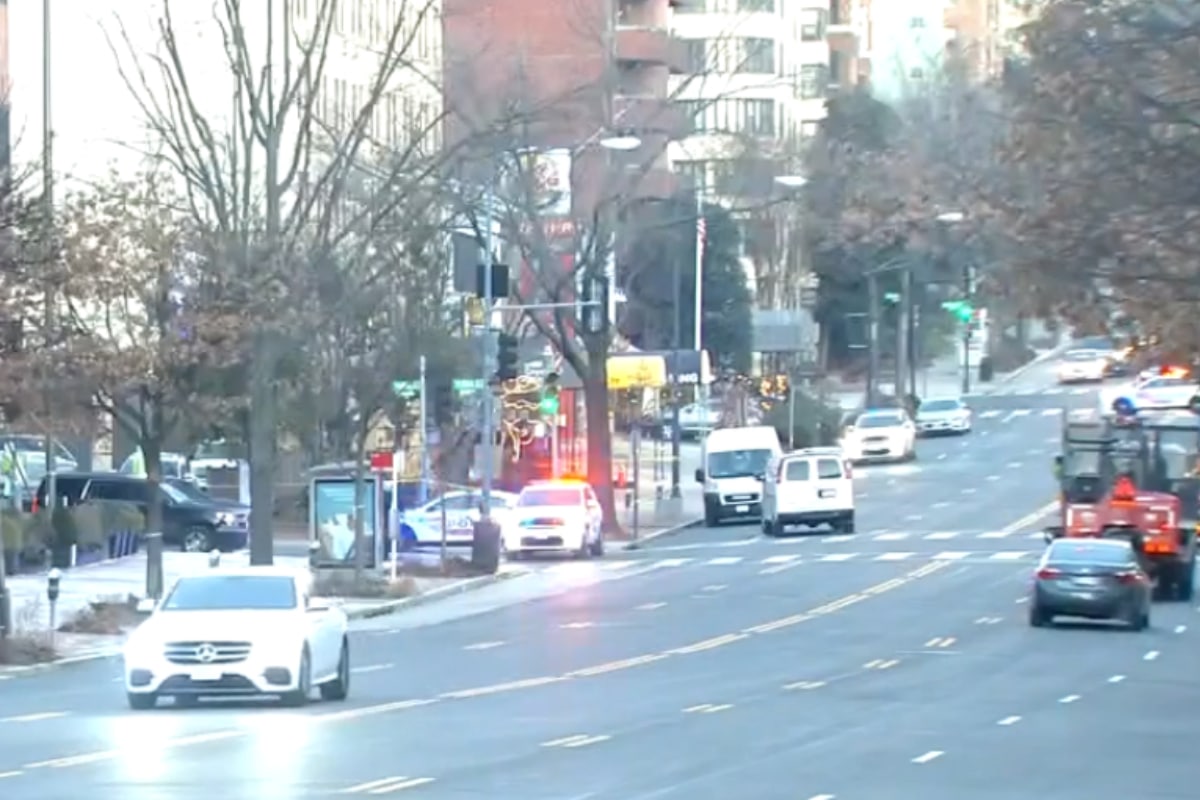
551,415,560,478
419,355,429,504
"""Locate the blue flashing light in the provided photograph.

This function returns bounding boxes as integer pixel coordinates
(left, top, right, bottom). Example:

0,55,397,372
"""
1112,396,1137,417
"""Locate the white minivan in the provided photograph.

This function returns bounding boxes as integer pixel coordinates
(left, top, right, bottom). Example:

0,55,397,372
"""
696,426,783,527
761,448,855,536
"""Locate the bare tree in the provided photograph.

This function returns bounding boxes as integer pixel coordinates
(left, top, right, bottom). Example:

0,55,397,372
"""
109,0,448,563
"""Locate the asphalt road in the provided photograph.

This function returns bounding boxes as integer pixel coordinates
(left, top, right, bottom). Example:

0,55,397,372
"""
2,357,1195,799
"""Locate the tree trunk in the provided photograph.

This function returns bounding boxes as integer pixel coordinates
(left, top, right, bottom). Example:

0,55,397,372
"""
582,339,619,534
352,419,369,581
247,331,278,566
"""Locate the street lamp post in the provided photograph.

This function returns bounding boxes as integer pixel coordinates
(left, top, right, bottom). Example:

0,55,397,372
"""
933,212,969,395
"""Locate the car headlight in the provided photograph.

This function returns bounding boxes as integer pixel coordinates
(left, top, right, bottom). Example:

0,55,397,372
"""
214,511,236,526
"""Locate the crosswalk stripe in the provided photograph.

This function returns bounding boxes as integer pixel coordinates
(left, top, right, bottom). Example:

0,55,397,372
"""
762,554,800,564
979,410,1002,419
1042,408,1062,416
602,560,639,571
875,552,915,561
924,532,958,540
707,556,744,565
874,532,909,541
822,535,856,543
978,531,1011,539
933,551,971,560
818,553,858,562
990,551,1031,560
595,550,1042,575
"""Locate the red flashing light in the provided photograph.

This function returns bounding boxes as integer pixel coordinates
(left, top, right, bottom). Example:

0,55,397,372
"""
1112,476,1136,501
1036,567,1061,580
1160,365,1189,379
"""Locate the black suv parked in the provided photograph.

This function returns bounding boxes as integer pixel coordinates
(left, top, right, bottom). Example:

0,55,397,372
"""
34,472,249,552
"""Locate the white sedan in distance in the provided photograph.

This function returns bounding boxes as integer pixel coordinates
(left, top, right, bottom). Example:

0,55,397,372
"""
915,397,972,436
123,568,349,710
397,489,519,550
505,480,604,559
841,409,917,463
1057,349,1108,383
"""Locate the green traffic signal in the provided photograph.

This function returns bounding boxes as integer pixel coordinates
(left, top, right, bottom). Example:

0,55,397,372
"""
539,395,559,415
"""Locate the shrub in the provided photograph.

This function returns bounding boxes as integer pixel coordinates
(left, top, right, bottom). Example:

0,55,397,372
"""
763,390,843,450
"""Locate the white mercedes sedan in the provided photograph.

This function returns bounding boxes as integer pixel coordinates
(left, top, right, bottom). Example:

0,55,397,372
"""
123,568,349,709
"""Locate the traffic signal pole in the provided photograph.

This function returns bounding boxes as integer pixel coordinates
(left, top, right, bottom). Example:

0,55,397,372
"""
480,187,496,516
961,264,974,395
419,355,429,504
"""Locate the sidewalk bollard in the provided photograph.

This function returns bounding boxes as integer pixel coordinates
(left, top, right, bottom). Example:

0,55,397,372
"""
208,549,221,568
144,532,164,601
46,568,62,649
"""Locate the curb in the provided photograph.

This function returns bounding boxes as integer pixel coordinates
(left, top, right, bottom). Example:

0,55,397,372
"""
0,647,122,680
344,569,525,620
622,517,704,550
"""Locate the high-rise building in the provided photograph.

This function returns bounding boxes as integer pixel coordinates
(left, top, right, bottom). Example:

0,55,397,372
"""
442,0,689,209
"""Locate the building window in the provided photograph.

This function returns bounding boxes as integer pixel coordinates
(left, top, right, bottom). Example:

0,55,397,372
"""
738,0,775,11
798,65,827,99
909,16,926,28
741,99,775,136
739,38,776,74
800,10,826,41
677,100,705,133
800,120,820,138
684,39,708,72
713,161,741,195
675,160,708,194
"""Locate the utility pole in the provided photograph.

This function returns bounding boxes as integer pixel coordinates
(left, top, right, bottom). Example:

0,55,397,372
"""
866,272,880,407
962,262,974,395
41,0,57,516
418,355,429,505
895,267,912,402
669,243,682,499
479,186,496,516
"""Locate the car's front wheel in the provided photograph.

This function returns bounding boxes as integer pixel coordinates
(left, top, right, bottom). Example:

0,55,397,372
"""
181,525,214,553
319,639,351,702
281,648,311,707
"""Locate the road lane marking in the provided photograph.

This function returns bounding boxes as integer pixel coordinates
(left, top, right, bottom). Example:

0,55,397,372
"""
876,552,915,561
743,613,813,634
924,637,956,648
683,703,733,714
912,750,944,764
706,556,743,565
905,514,923,522
924,532,957,540
543,734,610,748
822,535,856,543
986,475,1001,481
0,712,68,723
808,795,836,800
315,698,439,723
1174,625,1187,634
566,654,667,678
932,552,970,561
1144,650,1160,661
978,531,1010,538
760,556,806,575
636,602,666,611
990,551,1031,561
25,731,241,770
975,617,1003,625
997,716,1022,726
762,554,801,564
351,664,393,675
1042,408,1060,416
0,771,21,779
864,659,900,670
668,633,748,655
701,584,727,592
440,677,564,699
1059,694,1080,704
463,641,505,651
1108,675,1125,683
600,560,639,571
784,680,826,690
875,533,909,541
341,776,435,794
560,621,595,629
817,553,858,562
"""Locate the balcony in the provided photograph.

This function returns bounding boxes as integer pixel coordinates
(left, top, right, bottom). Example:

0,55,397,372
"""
615,26,688,74
613,95,689,140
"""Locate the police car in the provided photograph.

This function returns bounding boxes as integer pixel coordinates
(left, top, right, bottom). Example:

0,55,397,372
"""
396,489,519,550
505,479,604,558
1103,367,1200,413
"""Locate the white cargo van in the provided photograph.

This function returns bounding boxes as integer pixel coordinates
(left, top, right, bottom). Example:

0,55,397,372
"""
695,426,783,527
761,448,855,535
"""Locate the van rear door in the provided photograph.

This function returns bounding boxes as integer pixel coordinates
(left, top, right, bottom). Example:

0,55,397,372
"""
776,457,813,515
813,457,850,511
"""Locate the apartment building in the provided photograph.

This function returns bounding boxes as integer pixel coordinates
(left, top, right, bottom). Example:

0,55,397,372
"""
669,0,831,200
7,0,439,192
442,0,687,212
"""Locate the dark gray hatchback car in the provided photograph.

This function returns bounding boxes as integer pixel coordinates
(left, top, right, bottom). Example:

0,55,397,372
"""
1029,539,1152,630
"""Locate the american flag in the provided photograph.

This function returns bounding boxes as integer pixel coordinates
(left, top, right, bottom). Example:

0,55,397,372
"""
696,216,707,244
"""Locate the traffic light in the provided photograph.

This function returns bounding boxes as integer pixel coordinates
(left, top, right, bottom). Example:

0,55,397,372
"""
941,299,973,323
540,372,560,416
497,333,520,381
432,381,455,426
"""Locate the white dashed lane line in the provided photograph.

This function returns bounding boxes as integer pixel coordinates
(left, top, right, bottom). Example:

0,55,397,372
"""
912,750,944,764
997,715,1022,726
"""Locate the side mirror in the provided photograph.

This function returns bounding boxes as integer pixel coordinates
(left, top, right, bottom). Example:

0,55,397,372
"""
694,468,704,483
1043,530,1054,544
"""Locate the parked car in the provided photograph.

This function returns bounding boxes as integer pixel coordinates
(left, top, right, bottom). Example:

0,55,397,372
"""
34,472,249,552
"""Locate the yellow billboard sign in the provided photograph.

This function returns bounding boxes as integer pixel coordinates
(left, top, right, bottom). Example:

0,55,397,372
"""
607,355,667,390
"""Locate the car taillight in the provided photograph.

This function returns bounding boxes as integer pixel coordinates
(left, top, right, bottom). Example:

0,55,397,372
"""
1114,570,1142,585
30,496,39,513
1036,567,1061,580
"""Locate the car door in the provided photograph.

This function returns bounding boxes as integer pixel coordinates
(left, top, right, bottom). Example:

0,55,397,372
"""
415,493,476,544
814,457,850,511
301,592,337,677
584,488,602,538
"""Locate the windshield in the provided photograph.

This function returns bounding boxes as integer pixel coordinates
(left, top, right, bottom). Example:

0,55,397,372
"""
1049,541,1132,566
707,448,773,479
518,488,582,507
1066,350,1100,362
194,440,245,460
919,400,960,413
164,478,210,503
857,413,904,429
162,575,297,611
159,482,192,504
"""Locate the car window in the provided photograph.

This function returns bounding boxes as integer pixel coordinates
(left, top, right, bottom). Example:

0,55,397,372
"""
856,413,904,428
164,479,210,502
162,575,297,611
1048,542,1134,566
436,494,475,512
707,448,774,479
585,488,599,506
41,476,88,505
88,479,147,504
816,458,843,480
783,460,810,481
919,399,960,412
518,488,583,507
